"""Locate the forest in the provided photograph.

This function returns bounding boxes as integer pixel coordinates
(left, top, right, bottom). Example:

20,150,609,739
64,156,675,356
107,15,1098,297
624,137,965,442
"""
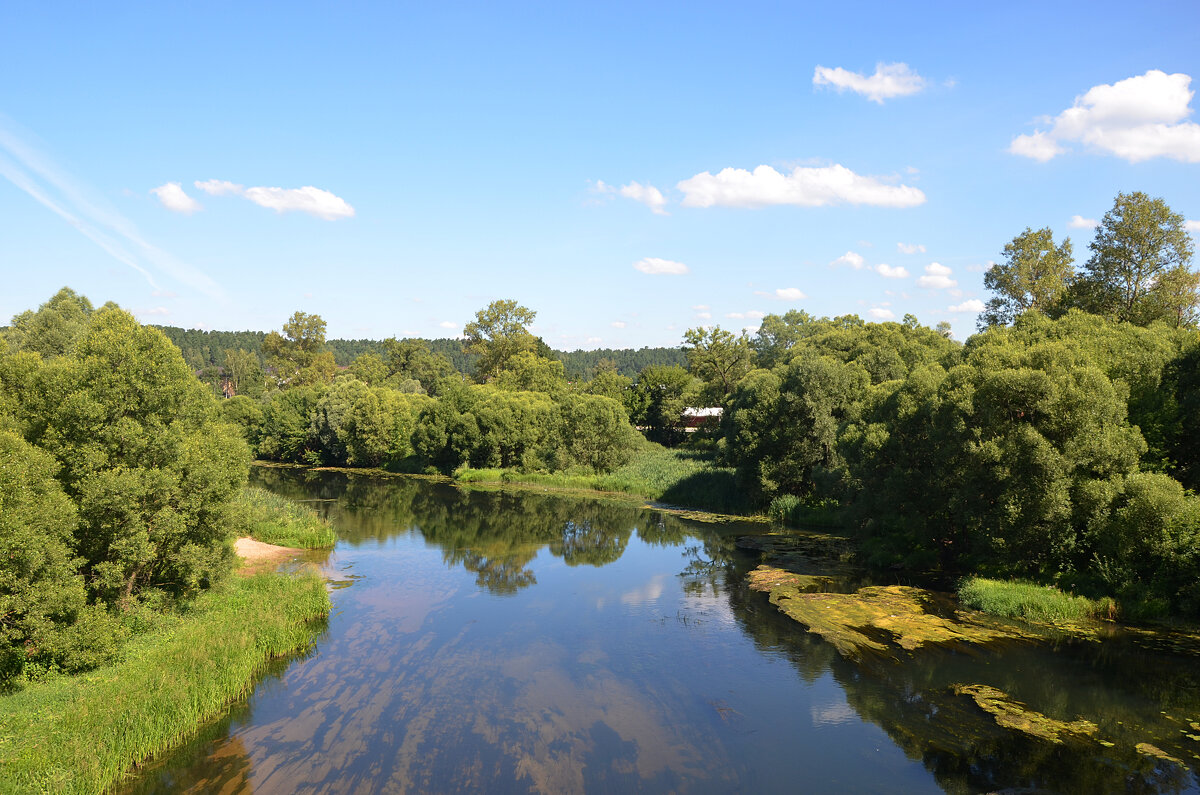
2,190,1199,692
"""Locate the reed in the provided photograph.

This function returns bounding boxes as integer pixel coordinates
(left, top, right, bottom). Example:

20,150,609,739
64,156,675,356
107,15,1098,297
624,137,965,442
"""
0,571,331,795
229,486,337,548
958,577,1116,623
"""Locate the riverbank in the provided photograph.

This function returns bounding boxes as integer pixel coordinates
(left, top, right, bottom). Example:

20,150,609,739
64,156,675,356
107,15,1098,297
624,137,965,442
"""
0,568,331,795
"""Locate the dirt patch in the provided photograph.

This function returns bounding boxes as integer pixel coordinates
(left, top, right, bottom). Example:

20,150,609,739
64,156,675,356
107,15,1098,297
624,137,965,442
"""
235,537,305,573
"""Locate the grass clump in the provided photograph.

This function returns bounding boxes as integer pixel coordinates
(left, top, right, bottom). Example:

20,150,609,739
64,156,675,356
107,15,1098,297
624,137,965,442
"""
455,443,752,515
767,494,844,528
0,570,330,794
228,486,337,548
958,577,1116,623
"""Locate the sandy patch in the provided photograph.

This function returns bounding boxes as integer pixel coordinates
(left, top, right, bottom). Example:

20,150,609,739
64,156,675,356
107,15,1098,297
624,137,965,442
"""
235,537,305,573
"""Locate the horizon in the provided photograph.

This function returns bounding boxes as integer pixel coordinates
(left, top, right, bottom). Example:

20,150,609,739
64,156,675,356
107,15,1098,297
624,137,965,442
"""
3,2,1199,348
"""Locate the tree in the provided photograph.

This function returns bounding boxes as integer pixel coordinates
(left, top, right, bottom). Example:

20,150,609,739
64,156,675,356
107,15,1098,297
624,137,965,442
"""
382,337,455,391
222,348,264,397
682,326,754,405
626,365,694,445
264,311,329,384
1070,192,1197,326
2,287,94,358
980,227,1074,328
463,300,538,380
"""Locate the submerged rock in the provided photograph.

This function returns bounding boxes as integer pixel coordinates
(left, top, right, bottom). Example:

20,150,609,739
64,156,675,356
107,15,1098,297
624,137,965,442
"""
952,684,1098,743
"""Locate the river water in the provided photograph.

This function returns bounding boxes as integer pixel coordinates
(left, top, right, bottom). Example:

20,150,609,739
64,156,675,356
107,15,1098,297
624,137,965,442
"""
123,469,1200,794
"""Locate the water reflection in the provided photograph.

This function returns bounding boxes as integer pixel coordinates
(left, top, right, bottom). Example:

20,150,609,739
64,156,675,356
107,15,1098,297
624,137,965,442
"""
121,469,1199,794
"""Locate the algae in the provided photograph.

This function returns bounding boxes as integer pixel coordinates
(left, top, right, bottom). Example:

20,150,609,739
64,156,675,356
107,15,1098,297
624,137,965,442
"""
752,569,1024,660
1135,742,1184,765
952,684,1098,743
746,565,834,594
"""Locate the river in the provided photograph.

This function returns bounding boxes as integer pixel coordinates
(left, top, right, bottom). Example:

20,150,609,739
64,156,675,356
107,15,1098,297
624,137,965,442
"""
122,468,1200,794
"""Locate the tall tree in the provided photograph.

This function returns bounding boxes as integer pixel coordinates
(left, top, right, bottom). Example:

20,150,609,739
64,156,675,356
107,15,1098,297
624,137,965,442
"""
264,311,332,385
980,227,1074,328
463,299,539,380
2,286,94,358
682,326,754,405
1070,192,1196,326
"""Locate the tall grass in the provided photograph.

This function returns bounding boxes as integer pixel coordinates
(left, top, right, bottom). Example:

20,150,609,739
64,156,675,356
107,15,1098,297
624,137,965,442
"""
0,570,330,795
455,443,753,514
228,486,337,548
958,577,1117,623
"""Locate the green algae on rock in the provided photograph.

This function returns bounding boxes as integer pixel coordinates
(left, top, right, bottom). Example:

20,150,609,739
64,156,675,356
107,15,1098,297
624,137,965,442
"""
746,565,835,594
1135,742,1185,765
952,684,1098,743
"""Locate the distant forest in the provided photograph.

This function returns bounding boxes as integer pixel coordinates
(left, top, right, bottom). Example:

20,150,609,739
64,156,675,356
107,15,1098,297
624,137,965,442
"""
151,326,686,380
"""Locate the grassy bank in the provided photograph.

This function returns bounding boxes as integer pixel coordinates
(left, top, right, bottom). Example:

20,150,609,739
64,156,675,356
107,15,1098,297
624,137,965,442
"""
454,443,754,515
229,486,337,548
0,570,331,794
958,577,1117,623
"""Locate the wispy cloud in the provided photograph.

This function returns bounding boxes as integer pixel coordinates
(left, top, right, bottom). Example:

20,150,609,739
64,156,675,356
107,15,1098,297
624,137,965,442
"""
0,118,224,299
813,62,925,103
592,179,669,214
831,251,865,269
633,257,689,275
1069,214,1098,229
868,307,895,319
773,287,806,300
948,299,985,313
897,242,925,254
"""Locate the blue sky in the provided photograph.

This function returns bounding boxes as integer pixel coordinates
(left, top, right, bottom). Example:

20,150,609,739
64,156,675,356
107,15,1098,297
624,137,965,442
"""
2,1,1199,347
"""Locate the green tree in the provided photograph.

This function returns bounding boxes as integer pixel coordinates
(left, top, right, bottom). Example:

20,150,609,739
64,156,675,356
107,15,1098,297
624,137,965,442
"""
264,311,329,384
463,299,538,380
23,307,250,603
1070,192,1197,326
626,365,694,446
492,350,568,395
980,227,1074,328
349,352,390,386
3,286,94,358
682,326,754,406
222,348,264,397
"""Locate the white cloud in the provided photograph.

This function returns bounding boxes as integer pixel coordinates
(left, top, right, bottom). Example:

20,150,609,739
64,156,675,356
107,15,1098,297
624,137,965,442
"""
774,287,807,300
916,262,957,290
832,251,866,269
243,186,355,220
812,62,925,104
695,311,712,320
1069,214,1098,229
868,307,895,320
875,264,909,278
193,179,354,219
633,257,689,275
611,320,627,328
137,306,170,316
677,164,925,209
194,179,244,196
590,179,615,194
439,321,457,329
897,242,926,254
692,304,710,310
1009,70,1200,163
1185,220,1200,232
150,182,202,214
948,299,985,313
726,310,766,320
1009,130,1064,162
586,336,602,344
618,181,668,214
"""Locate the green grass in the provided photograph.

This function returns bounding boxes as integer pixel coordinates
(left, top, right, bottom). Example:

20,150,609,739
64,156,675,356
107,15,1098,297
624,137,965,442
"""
229,486,337,548
455,443,753,514
0,570,331,794
958,577,1117,623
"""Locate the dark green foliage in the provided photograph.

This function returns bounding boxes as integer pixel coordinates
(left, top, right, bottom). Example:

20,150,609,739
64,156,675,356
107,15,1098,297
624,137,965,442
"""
626,365,695,446
723,355,869,503
0,431,90,678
